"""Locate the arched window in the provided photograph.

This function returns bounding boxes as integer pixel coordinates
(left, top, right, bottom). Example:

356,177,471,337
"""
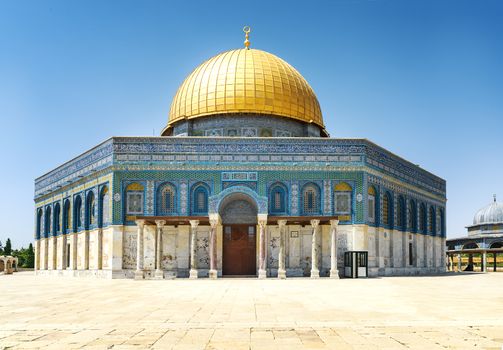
367,186,377,223
419,203,426,233
334,182,352,215
397,196,405,230
191,183,209,215
54,202,61,234
74,195,82,231
439,208,445,236
63,199,71,233
36,209,43,239
44,206,52,237
408,200,417,232
99,186,109,228
126,183,144,215
382,192,392,227
269,183,287,214
86,191,96,229
302,183,320,215
157,183,176,215
429,206,436,234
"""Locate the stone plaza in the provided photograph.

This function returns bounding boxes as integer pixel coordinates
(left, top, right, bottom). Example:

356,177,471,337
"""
1,271,502,349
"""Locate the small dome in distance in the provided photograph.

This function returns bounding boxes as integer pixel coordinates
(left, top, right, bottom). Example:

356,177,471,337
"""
473,195,503,225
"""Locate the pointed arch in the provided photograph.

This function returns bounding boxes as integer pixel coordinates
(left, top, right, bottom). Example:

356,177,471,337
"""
156,182,176,215
429,206,436,235
36,208,43,239
408,199,417,232
53,202,61,234
126,182,145,216
334,182,352,215
44,206,52,238
269,182,288,215
367,185,378,224
191,182,210,215
99,186,109,228
73,195,83,232
63,199,71,233
302,182,321,215
419,203,427,233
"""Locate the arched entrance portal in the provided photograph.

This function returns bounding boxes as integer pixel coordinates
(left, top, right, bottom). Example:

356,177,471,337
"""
220,193,258,276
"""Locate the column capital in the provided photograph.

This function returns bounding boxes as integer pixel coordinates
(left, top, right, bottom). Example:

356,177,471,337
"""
277,219,287,228
310,219,320,229
189,220,199,229
155,220,166,228
330,219,339,228
209,218,219,228
135,219,146,228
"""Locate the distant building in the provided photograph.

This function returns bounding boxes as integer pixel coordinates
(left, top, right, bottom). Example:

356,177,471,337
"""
446,195,503,271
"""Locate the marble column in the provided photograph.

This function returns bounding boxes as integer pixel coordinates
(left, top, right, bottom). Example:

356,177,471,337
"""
277,220,287,279
258,216,268,279
97,228,103,270
457,253,462,272
482,252,487,273
330,219,340,279
82,230,89,270
154,220,166,279
51,235,58,270
209,216,219,279
134,219,145,280
310,219,320,278
189,220,199,279
60,234,67,270
35,240,40,271
44,238,49,270
72,232,78,270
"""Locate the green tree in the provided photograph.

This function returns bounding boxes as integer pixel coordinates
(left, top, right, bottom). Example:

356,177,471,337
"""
4,238,12,255
0,240,3,255
25,244,34,268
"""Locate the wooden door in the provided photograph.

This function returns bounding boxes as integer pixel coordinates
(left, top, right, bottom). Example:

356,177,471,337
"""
223,225,256,275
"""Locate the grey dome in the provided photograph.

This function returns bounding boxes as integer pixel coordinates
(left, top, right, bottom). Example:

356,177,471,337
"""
473,196,503,225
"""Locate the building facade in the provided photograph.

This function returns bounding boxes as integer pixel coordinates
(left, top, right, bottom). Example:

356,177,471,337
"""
34,37,447,279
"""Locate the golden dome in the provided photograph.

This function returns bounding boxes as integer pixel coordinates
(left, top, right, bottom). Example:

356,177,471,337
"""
163,48,324,135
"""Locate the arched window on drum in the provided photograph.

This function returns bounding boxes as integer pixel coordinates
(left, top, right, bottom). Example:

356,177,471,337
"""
302,183,321,215
269,183,288,215
156,182,176,215
191,183,209,215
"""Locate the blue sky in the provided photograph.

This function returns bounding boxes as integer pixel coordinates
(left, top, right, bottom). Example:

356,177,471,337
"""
1,0,502,248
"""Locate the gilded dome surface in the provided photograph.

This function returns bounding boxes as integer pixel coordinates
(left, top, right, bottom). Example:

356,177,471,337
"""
164,48,323,135
473,197,503,225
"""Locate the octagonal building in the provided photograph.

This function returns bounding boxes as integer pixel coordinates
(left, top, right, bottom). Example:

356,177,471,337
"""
34,37,447,279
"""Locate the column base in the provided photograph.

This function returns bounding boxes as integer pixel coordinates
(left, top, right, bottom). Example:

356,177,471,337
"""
154,269,164,279
189,269,198,279
209,269,218,279
310,269,320,279
330,269,339,279
134,269,144,280
258,269,267,279
277,269,286,279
